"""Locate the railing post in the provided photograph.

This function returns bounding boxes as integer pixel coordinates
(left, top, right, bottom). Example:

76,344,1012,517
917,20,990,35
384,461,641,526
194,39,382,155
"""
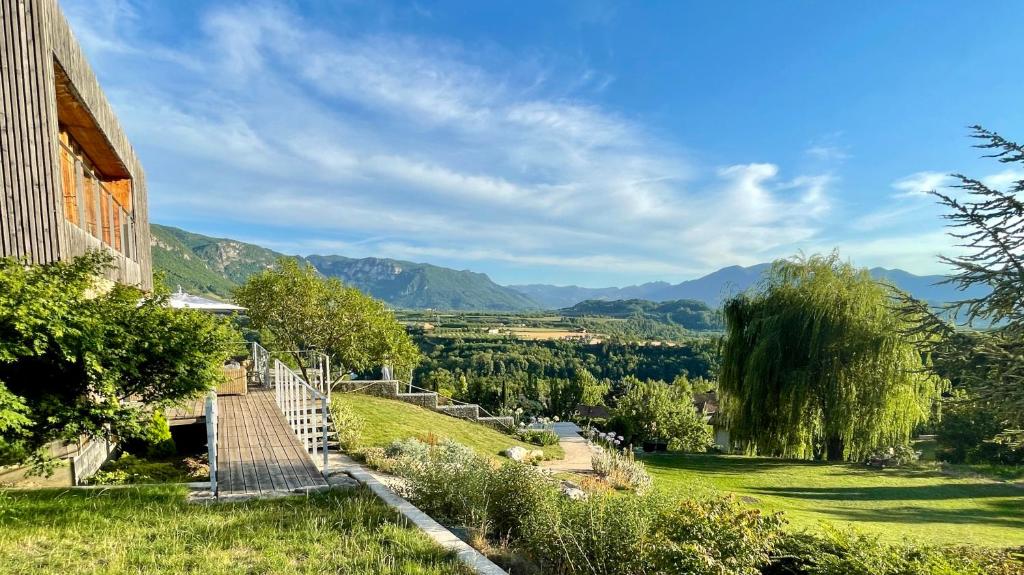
205,391,218,495
321,395,330,469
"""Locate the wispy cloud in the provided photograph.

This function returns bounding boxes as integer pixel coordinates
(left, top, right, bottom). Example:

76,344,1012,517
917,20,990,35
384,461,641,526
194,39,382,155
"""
891,171,953,198
67,1,839,283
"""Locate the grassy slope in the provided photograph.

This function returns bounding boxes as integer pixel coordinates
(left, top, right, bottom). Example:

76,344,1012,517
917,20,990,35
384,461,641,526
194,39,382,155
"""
643,453,1024,548
0,485,470,575
337,393,563,460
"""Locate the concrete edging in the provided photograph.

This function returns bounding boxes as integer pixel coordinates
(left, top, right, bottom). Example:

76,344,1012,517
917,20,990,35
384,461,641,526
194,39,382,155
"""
341,465,508,575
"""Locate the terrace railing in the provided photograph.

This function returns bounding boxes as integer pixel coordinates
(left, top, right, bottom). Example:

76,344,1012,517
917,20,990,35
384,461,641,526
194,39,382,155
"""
274,359,330,470
205,391,218,494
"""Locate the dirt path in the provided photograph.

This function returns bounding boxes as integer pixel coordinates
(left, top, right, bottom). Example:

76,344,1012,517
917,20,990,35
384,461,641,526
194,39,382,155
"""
541,422,594,473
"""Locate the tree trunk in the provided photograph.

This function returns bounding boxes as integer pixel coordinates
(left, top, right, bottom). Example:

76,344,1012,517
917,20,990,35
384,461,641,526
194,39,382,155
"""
825,436,845,461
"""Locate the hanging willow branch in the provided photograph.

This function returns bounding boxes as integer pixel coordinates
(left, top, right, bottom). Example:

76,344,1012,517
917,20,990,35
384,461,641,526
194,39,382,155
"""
720,253,944,462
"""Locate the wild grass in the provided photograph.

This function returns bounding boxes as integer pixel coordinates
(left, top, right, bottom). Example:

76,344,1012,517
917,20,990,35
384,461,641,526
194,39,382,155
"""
0,485,471,575
643,453,1024,547
334,393,563,460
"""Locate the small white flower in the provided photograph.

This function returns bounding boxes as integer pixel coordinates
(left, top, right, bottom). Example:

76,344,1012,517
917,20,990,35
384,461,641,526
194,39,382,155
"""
617,435,624,441
553,416,560,422
614,439,621,445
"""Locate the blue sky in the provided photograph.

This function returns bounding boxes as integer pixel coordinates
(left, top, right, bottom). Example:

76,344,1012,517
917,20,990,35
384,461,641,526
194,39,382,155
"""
64,0,1024,287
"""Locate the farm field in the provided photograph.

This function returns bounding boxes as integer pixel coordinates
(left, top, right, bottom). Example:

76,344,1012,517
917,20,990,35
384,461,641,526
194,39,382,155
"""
335,393,564,460
507,327,604,341
643,453,1024,548
0,485,470,575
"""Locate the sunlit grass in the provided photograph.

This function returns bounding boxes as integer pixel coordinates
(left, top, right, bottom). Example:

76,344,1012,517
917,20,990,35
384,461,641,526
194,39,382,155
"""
644,453,1024,548
337,393,564,460
0,485,471,575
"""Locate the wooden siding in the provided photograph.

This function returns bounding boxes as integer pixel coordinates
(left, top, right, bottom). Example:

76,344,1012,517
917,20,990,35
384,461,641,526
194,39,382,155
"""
0,0,151,289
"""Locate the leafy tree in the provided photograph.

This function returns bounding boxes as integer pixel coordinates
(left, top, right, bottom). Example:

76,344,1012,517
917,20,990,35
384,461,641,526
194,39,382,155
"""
0,253,235,469
720,254,943,461
234,258,420,381
899,126,1024,430
614,377,712,451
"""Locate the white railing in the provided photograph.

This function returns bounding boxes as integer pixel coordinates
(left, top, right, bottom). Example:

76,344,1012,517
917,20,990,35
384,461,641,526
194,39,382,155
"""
251,342,271,387
276,350,331,401
274,359,330,470
205,391,218,494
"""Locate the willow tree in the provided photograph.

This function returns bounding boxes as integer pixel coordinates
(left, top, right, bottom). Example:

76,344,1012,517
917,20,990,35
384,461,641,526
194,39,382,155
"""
719,254,943,461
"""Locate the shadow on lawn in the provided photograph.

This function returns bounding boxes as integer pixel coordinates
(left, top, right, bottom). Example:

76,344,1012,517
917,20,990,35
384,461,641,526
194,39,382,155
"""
750,483,1024,502
825,502,1024,529
641,454,824,472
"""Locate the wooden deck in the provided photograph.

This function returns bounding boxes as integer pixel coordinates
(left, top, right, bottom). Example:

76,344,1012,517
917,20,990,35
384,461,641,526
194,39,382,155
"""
216,388,327,496
166,395,206,426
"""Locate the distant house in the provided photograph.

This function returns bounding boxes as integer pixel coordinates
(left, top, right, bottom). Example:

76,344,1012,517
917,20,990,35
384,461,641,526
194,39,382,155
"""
1,0,152,289
168,288,246,315
693,390,732,451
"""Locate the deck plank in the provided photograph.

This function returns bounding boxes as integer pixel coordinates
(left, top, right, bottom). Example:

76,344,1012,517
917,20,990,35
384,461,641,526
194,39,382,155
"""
215,388,326,496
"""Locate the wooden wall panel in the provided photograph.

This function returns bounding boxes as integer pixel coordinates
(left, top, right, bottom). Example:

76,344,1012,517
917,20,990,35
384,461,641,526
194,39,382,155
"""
0,0,151,289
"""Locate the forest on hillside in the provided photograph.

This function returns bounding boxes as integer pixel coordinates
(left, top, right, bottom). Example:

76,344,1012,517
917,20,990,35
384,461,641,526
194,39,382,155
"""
406,334,719,417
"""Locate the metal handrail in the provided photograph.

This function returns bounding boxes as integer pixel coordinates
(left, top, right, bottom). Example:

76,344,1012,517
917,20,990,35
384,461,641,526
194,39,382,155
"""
274,359,330,470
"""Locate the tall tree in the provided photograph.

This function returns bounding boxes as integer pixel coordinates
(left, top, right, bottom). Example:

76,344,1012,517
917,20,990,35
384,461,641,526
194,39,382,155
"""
720,254,943,461
899,126,1024,429
234,258,420,381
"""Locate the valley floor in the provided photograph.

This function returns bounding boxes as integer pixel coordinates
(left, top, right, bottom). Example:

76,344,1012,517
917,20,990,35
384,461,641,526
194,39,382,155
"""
643,453,1024,548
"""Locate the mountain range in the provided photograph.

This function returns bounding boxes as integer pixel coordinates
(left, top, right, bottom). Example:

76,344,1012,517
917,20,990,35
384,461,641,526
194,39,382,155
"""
151,224,984,311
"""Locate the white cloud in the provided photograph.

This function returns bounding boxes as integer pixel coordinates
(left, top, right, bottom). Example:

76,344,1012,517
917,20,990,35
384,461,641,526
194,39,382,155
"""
66,1,843,282
891,171,953,198
982,169,1024,191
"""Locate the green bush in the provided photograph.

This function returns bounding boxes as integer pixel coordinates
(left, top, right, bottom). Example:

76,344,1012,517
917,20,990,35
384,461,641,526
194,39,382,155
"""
402,439,495,531
329,397,365,451
516,429,560,447
765,528,1021,575
87,453,208,485
523,491,665,575
592,445,652,491
652,496,785,575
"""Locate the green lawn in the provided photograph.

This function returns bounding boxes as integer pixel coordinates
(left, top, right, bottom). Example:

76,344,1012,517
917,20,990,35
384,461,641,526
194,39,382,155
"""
0,485,470,575
336,393,563,460
643,453,1024,548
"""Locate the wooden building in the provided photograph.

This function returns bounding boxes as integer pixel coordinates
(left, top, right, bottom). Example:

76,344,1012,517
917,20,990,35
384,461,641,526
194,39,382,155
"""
1,0,151,289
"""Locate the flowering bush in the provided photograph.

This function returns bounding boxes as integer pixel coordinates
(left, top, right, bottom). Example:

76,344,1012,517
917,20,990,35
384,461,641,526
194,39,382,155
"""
592,445,652,492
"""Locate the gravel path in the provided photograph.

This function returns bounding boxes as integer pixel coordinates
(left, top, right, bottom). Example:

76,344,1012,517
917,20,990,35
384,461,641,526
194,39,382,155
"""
541,422,595,473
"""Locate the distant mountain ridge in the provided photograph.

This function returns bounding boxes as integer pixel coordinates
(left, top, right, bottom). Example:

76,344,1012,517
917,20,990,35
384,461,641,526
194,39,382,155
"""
151,223,984,312
150,224,540,311
509,263,987,310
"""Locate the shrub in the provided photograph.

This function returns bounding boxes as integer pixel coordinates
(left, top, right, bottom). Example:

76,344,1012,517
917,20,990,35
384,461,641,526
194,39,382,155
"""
329,397,365,451
522,490,666,575
516,429,560,446
652,496,785,575
402,439,494,531
765,528,1022,575
592,445,652,491
487,461,559,542
141,412,176,458
86,453,207,485
865,444,919,467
